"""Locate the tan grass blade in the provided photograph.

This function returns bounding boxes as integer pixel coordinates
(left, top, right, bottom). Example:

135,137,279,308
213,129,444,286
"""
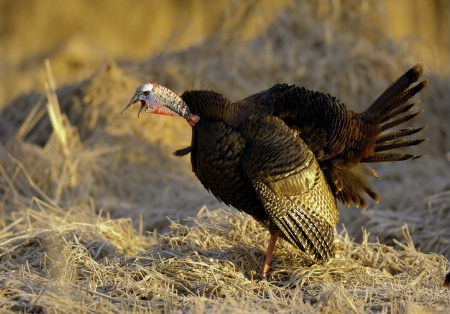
13,100,46,143
44,59,69,155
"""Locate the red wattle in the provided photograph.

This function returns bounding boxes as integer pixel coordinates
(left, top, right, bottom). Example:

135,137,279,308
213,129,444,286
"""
154,107,176,116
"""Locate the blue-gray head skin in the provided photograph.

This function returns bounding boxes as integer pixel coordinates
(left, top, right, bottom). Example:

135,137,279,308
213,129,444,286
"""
121,82,200,127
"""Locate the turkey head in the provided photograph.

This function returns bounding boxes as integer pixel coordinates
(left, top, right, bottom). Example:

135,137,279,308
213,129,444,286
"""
121,82,200,127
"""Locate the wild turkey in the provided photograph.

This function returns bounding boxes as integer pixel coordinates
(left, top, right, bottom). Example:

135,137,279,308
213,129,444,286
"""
122,64,428,280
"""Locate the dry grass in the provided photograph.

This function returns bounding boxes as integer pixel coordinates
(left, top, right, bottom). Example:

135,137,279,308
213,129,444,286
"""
0,198,449,312
0,1,449,313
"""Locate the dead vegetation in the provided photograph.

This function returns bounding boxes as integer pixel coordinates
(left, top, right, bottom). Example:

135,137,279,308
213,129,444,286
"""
0,1,449,312
0,193,449,312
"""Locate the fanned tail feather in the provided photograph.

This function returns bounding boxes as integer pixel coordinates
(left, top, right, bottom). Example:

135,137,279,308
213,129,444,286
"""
376,126,426,143
326,164,380,209
362,152,424,163
365,64,425,116
362,64,429,163
374,138,427,153
379,109,423,131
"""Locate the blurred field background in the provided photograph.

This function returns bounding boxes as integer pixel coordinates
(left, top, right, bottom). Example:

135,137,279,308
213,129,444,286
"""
0,0,449,312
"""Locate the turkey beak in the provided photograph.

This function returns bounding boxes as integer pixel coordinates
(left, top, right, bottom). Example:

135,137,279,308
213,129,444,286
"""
121,93,148,118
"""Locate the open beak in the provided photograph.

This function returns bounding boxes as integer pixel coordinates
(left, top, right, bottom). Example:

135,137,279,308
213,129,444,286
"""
121,94,148,118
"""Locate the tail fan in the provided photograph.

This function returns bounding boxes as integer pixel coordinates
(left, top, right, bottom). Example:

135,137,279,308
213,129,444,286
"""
326,65,429,207
361,64,429,163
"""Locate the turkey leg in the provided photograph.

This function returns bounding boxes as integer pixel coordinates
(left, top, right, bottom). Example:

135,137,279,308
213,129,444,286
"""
258,230,279,280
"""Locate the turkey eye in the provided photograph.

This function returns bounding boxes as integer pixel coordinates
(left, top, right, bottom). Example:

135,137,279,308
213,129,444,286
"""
142,91,150,96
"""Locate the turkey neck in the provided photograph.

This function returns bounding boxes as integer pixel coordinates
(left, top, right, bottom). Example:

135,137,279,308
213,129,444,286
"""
181,90,245,128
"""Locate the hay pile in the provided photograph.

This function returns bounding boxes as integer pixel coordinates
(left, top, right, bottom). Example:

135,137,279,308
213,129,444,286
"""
1,1,449,312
